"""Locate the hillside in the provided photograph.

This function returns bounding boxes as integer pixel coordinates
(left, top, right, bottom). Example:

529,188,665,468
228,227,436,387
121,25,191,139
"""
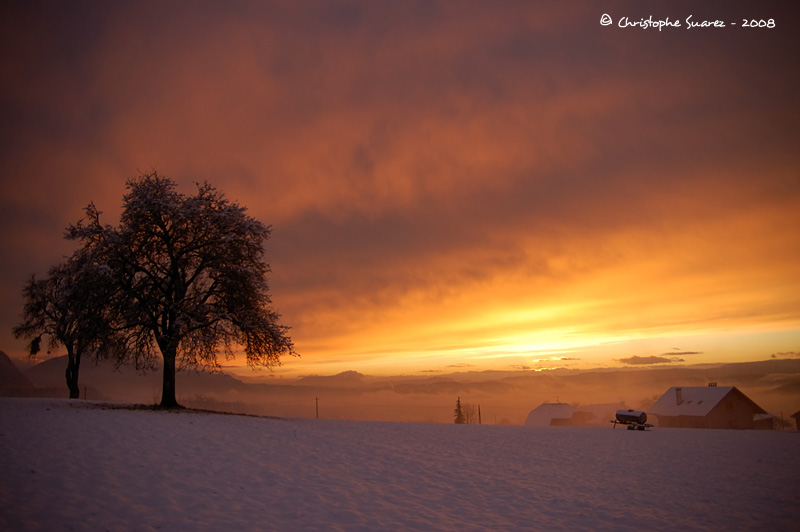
1,397,798,531
0,350,35,395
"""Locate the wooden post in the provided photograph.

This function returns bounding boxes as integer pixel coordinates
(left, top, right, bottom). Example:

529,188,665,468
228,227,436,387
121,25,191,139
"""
478,405,482,425
316,397,319,419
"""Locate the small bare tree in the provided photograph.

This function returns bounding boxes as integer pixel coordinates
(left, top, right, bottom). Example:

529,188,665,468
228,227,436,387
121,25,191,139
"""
13,251,117,398
463,402,479,424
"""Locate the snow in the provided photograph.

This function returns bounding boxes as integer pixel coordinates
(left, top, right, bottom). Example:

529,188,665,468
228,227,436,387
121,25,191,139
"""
1,398,798,531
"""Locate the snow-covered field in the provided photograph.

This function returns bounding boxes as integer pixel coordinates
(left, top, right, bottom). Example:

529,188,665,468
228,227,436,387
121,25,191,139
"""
1,398,797,531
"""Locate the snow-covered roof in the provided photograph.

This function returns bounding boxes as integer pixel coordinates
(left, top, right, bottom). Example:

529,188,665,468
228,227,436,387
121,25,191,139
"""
649,386,762,417
524,402,576,426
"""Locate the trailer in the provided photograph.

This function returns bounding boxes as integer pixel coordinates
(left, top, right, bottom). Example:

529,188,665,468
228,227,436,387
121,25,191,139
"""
610,409,653,431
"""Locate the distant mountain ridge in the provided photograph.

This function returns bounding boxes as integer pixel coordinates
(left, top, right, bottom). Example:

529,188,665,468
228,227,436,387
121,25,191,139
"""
21,355,800,396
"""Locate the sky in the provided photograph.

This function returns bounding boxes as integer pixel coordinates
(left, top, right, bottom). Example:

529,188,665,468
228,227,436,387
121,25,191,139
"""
1,0,798,379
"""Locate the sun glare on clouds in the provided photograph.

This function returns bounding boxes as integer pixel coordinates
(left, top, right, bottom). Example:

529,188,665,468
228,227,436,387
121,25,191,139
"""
1,1,798,377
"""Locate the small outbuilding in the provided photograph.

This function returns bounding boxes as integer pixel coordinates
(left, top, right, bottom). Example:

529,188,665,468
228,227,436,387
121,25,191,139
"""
649,384,772,430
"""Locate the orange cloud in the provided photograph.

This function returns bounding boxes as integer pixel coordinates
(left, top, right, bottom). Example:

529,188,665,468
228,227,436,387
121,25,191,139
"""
615,356,677,366
1,1,798,377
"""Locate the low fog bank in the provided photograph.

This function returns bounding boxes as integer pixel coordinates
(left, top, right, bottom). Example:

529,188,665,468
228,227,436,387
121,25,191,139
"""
5,353,800,424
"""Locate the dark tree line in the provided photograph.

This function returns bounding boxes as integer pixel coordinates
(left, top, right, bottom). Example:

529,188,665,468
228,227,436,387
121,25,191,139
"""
14,172,296,407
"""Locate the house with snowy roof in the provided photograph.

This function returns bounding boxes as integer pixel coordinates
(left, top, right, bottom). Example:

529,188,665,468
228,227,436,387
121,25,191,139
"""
524,402,577,426
524,402,627,427
649,384,773,430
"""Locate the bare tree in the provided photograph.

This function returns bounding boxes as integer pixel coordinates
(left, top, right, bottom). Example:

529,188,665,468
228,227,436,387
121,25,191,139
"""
463,402,478,424
13,251,116,398
67,172,296,408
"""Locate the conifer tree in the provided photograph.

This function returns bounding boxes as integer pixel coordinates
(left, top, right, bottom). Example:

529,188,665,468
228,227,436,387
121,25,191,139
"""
454,396,465,424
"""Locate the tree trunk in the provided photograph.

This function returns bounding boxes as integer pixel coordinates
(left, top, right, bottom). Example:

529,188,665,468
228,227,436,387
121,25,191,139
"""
65,345,80,399
159,346,181,408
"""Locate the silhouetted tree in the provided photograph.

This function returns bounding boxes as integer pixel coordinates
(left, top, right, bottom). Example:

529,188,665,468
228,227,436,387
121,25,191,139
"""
67,172,296,408
463,402,478,424
454,396,465,424
13,251,116,398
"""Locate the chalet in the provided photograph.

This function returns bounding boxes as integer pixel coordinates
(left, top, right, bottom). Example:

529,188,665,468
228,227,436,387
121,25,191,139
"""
649,384,773,430
524,402,628,427
524,402,576,426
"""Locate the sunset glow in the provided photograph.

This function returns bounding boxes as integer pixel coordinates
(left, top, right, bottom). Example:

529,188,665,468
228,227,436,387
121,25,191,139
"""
1,1,798,379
